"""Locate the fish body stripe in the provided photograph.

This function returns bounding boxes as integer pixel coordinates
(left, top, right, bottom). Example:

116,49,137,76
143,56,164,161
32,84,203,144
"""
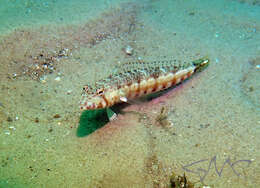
100,68,194,108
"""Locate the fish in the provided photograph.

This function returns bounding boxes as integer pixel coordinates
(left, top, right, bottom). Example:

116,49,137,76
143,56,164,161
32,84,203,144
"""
80,57,209,110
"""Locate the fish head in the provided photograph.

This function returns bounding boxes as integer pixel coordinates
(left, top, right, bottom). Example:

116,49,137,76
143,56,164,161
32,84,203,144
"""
79,85,107,110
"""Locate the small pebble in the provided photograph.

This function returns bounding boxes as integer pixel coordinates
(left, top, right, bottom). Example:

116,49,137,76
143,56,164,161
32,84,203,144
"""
53,114,61,118
9,126,16,130
40,76,47,83
66,90,72,95
41,80,47,84
7,117,13,122
27,135,32,138
35,117,39,123
54,76,61,81
248,86,254,92
124,45,133,55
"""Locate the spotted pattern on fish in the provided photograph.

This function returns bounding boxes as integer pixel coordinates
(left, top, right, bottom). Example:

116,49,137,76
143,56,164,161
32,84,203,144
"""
80,58,209,110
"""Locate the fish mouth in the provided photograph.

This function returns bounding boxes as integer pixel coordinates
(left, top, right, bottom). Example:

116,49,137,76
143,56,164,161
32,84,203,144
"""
193,57,210,72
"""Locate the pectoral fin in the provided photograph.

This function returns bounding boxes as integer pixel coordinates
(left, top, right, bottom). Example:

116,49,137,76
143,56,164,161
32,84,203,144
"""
106,108,117,121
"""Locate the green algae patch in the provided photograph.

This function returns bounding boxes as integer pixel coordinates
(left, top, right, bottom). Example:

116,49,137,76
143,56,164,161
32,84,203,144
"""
77,109,109,137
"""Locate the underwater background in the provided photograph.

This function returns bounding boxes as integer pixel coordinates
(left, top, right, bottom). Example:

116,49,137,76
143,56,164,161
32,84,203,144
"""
0,0,260,187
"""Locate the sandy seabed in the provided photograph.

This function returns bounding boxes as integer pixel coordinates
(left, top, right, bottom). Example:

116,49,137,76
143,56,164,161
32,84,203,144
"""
0,0,260,187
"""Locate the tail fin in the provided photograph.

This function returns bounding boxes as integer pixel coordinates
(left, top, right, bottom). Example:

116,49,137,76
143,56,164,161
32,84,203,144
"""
193,57,210,72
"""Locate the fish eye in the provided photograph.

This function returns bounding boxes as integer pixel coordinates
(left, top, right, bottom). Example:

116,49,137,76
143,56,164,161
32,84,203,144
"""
97,89,104,95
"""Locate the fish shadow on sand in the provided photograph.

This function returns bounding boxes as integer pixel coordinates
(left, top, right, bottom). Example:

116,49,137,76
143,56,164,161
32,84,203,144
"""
77,109,109,137
77,104,129,137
